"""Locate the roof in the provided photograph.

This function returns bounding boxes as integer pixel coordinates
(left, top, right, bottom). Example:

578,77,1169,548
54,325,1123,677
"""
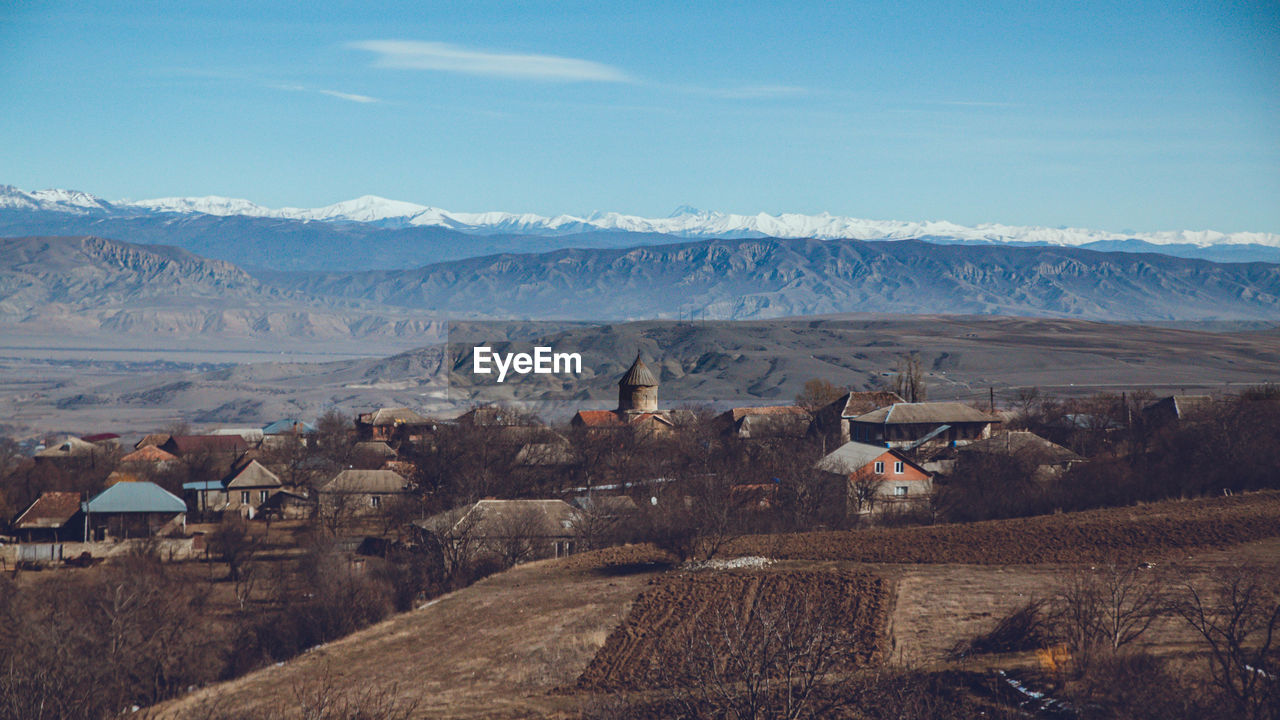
212,428,264,443
35,437,99,458
455,406,525,426
452,499,580,538
514,441,576,466
182,480,225,491
357,407,431,427
167,435,249,455
830,391,906,419
120,445,179,463
262,419,316,435
723,405,808,422
225,459,282,489
319,469,409,494
105,470,143,486
957,431,1084,464
81,433,120,443
815,441,897,475
618,355,658,387
135,433,172,449
83,482,187,514
13,491,81,529
572,410,674,428
574,495,638,514
353,441,398,458
851,402,999,425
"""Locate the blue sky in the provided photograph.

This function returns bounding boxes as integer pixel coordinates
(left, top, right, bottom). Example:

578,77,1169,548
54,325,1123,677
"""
2,0,1278,232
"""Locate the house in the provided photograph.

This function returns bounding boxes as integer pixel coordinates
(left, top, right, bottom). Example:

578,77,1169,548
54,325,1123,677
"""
1143,395,1214,428
34,437,107,465
262,419,317,436
432,499,581,562
82,481,187,541
815,391,905,444
11,491,83,542
956,431,1084,470
846,402,1000,448
352,441,398,462
119,444,179,471
212,427,265,445
570,354,676,437
716,406,811,439
258,489,314,520
182,459,288,519
355,407,434,443
514,438,576,467
316,469,410,513
135,433,172,450
815,440,933,515
161,434,249,457
222,460,284,518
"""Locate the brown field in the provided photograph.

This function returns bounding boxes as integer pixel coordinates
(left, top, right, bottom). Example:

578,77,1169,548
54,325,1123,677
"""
728,491,1280,564
147,493,1280,718
576,569,890,692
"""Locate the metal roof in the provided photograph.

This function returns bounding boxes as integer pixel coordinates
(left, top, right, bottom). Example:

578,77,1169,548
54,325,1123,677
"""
815,441,895,475
852,402,999,425
83,481,187,514
618,355,658,387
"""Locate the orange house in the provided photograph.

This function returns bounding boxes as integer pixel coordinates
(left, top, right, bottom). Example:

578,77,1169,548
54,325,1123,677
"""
815,440,933,516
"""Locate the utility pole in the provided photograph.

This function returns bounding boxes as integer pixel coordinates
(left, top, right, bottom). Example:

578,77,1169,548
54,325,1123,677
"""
989,386,995,413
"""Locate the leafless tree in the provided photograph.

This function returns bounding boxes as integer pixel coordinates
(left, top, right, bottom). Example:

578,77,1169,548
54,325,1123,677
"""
663,594,862,720
1051,561,1168,670
490,504,549,567
208,515,263,582
848,471,880,517
794,378,846,415
1174,566,1280,720
892,352,927,403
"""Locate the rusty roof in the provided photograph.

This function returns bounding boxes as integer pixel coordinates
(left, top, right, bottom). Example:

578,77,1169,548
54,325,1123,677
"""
358,407,431,426
167,435,249,455
828,391,906,418
120,445,179,463
13,491,81,529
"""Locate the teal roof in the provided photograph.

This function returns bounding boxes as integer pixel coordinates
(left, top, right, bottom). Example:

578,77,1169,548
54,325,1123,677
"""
83,482,187,514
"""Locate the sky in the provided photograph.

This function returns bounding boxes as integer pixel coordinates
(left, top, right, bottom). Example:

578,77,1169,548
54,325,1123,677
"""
1,0,1278,233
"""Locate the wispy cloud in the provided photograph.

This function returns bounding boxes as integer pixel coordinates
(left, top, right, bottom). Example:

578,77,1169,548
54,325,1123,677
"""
704,84,809,100
272,84,380,103
349,40,631,83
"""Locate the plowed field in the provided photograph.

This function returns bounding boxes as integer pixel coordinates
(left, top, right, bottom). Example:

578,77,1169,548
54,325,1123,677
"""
577,569,891,692
727,491,1280,564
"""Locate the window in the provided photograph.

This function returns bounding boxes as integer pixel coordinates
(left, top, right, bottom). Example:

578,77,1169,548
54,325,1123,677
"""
894,486,909,496
240,491,250,504
259,490,269,503
370,495,381,508
894,461,904,474
873,461,884,474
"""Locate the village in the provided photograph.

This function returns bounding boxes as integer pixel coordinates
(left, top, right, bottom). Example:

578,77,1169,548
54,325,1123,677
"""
1,353,1277,718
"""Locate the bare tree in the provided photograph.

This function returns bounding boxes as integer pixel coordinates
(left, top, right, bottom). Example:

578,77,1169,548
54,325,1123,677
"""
665,594,862,720
1052,562,1167,670
892,353,927,403
208,515,263,582
794,379,846,415
1175,566,1280,720
490,504,548,567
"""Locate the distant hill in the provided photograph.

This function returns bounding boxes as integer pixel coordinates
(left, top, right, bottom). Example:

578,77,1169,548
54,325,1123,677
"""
272,237,1280,322
0,236,442,344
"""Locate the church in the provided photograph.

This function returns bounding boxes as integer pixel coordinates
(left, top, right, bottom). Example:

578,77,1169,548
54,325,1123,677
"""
569,354,675,434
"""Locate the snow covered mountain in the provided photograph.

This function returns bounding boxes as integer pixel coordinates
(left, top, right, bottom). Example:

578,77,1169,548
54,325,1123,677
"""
3,183,1277,250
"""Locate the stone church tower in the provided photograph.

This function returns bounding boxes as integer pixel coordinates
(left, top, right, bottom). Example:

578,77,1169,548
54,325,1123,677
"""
617,354,659,414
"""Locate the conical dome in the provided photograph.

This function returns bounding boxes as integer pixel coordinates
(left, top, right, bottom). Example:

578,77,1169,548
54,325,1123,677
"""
617,354,659,413
618,354,658,387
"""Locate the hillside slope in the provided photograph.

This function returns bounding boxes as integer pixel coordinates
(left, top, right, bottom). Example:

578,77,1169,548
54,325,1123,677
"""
275,237,1280,322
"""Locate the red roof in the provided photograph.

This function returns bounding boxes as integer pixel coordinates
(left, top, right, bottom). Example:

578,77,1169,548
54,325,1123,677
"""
573,410,626,427
81,433,120,443
13,491,81,529
121,445,179,463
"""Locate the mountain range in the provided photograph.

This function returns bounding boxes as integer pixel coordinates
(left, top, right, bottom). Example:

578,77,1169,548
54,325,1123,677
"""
3,184,1279,270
